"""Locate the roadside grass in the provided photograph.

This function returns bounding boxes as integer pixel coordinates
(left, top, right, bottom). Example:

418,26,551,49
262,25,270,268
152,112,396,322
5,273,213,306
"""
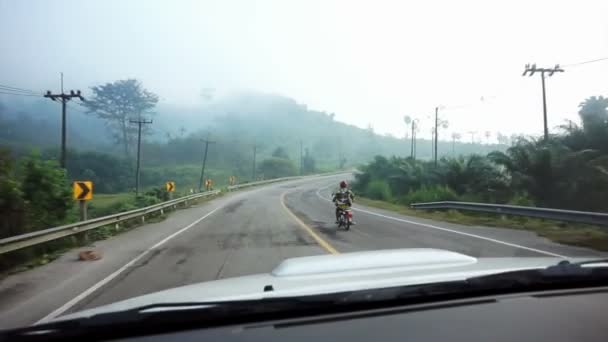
91,193,133,209
357,197,608,252
1,191,222,277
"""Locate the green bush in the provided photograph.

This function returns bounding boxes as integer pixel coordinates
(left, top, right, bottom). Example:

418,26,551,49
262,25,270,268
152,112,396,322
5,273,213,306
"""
399,185,457,205
366,179,392,201
258,158,297,179
145,187,170,201
508,193,535,206
20,152,72,231
91,200,137,217
134,195,161,208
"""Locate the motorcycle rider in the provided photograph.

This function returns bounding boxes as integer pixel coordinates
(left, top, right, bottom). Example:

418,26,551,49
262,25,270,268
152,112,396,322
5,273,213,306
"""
332,180,355,224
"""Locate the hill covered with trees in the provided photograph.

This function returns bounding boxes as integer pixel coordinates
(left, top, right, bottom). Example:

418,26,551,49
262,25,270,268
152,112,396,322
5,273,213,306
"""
0,80,505,192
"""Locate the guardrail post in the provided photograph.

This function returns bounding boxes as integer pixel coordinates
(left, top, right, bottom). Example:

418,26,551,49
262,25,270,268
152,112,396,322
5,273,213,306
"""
160,208,164,215
115,223,120,231
141,215,145,224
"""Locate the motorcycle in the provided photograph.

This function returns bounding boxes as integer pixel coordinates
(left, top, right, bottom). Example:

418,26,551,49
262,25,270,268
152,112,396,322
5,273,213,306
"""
336,200,353,230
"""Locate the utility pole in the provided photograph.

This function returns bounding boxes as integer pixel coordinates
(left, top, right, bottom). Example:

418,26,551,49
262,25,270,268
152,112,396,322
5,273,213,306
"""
434,107,439,166
522,64,564,140
299,140,303,175
44,73,84,169
198,134,216,191
468,131,476,144
252,143,258,181
129,118,153,196
410,120,416,158
430,127,435,161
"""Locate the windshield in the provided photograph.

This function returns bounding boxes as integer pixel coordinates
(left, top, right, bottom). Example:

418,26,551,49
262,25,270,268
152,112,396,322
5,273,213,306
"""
1,0,608,332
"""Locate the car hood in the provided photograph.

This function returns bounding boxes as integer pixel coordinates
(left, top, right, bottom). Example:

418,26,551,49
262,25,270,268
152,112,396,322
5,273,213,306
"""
52,248,582,322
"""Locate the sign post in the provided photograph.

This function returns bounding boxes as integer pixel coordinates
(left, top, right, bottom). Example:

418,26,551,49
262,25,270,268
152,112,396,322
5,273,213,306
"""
79,200,88,221
73,181,93,221
205,179,213,191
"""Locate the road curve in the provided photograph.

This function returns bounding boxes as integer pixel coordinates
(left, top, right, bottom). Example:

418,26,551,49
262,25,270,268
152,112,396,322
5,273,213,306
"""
0,174,604,329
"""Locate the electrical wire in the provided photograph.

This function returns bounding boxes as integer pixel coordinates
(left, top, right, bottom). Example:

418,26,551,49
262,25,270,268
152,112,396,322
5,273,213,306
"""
0,90,41,97
0,84,42,95
562,56,608,68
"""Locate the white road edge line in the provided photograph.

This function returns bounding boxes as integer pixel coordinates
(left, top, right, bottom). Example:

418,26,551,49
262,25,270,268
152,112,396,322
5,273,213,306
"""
315,185,568,259
36,206,223,324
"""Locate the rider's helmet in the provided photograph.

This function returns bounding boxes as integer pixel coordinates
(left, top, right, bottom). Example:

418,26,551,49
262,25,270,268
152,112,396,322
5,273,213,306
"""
340,180,348,189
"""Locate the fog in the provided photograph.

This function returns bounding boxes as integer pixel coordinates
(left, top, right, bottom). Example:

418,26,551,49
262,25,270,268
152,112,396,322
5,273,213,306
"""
1,0,607,138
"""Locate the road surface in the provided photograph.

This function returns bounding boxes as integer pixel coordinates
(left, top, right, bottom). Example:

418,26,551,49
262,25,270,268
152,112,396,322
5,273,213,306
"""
0,174,604,329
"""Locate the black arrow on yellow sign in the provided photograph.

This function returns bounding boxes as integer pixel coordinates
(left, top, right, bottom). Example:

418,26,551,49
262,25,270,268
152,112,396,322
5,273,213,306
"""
77,182,90,199
73,181,93,200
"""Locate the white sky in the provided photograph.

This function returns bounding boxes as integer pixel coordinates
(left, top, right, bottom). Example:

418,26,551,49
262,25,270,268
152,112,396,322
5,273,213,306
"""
1,0,607,141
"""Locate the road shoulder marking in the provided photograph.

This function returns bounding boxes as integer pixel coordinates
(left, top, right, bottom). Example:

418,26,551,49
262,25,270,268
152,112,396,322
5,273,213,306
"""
315,186,567,258
280,191,339,255
36,206,223,324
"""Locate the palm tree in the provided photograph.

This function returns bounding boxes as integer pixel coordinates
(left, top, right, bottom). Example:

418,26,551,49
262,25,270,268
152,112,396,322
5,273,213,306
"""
496,132,509,145
488,138,608,210
577,96,608,152
403,116,412,139
435,155,507,201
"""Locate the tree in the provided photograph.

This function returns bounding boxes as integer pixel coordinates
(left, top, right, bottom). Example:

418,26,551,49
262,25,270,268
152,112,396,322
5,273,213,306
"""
339,155,347,169
0,148,25,238
435,155,508,202
488,139,608,210
403,116,412,139
496,132,510,145
271,147,289,159
66,150,133,193
258,157,297,179
302,148,316,174
20,152,72,230
579,96,608,130
83,79,159,158
577,96,608,152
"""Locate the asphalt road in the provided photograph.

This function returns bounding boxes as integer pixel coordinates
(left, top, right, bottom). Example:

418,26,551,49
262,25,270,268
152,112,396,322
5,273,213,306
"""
0,174,604,329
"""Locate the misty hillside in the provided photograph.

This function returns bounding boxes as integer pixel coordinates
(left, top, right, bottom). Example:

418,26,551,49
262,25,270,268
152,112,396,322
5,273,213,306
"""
142,91,508,171
0,91,505,170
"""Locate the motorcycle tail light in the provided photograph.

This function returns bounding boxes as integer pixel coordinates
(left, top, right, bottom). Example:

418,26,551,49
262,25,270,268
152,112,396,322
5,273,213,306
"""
347,211,353,218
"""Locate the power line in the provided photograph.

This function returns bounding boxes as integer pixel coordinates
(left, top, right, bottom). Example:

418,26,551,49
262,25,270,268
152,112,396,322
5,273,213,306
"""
0,90,41,97
0,84,42,95
562,56,608,68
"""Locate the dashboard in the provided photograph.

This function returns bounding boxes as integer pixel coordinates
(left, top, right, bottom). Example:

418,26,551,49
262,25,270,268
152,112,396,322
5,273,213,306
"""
123,288,608,341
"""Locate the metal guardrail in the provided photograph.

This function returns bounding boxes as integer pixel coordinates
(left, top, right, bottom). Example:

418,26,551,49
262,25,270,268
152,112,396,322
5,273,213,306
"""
0,190,220,255
227,176,302,190
410,201,608,226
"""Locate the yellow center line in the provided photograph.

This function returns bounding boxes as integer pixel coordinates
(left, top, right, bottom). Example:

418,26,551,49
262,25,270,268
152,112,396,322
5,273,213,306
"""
280,191,340,255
